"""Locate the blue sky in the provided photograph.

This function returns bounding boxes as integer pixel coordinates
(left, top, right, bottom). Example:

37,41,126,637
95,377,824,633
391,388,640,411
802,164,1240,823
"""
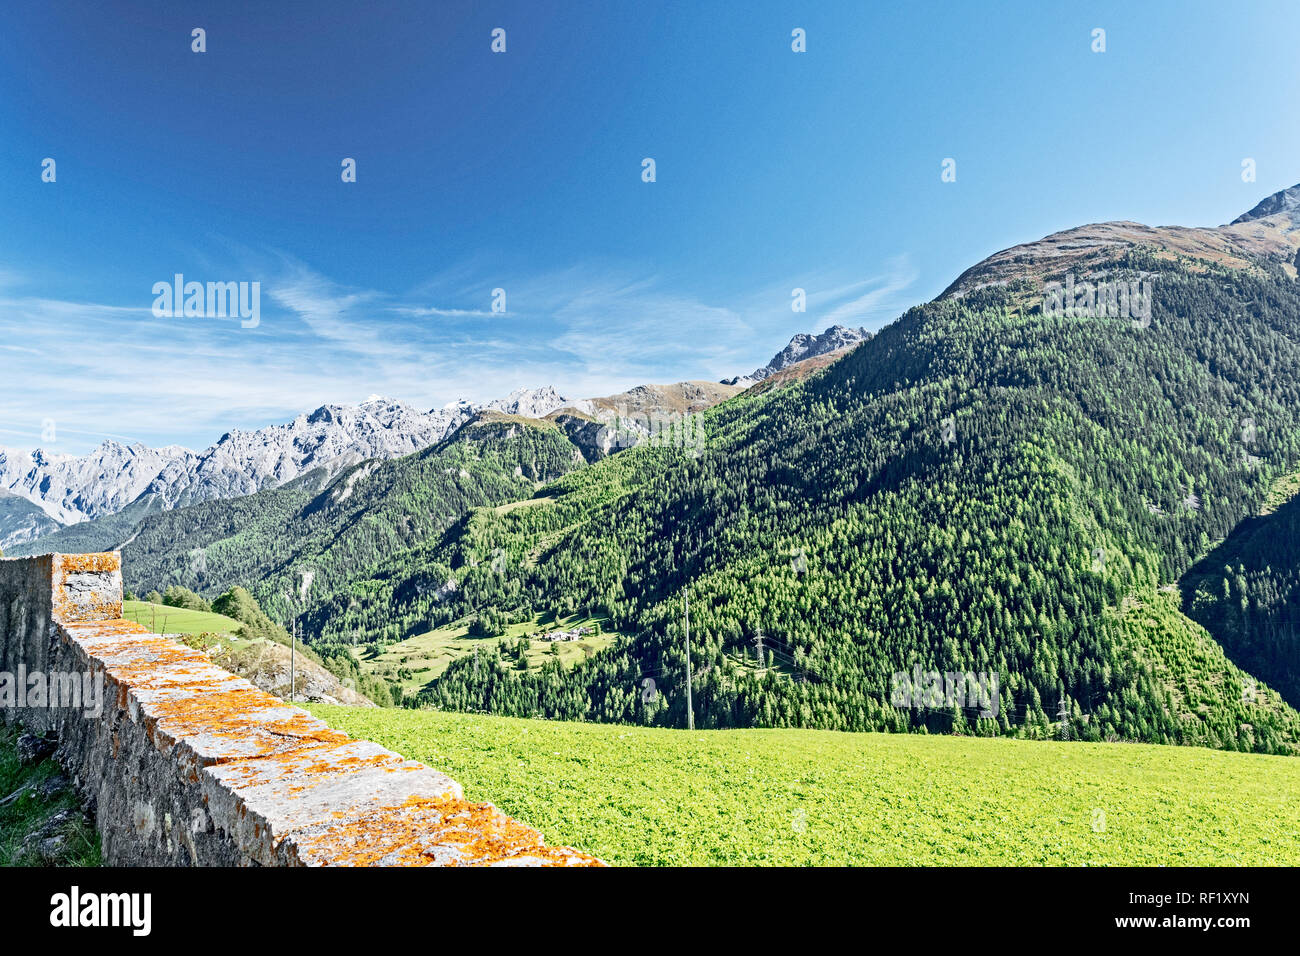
2,0,1299,454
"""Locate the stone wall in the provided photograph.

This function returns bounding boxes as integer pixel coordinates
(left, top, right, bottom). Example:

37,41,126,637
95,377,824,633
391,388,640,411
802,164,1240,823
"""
0,553,601,866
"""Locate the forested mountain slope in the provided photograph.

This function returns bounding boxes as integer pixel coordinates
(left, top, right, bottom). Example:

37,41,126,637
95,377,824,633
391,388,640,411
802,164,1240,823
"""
60,186,1300,755
111,416,587,627
1181,476,1300,708
334,253,1300,753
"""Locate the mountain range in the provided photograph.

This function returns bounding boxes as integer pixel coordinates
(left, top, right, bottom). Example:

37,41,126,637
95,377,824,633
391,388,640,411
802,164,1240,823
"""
10,183,1300,758
0,328,851,551
374,181,1300,750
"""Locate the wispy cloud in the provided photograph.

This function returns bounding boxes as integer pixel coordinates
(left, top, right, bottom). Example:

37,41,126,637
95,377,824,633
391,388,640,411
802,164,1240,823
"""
390,306,501,318
704,255,918,379
528,269,751,377
818,256,919,328
0,251,921,455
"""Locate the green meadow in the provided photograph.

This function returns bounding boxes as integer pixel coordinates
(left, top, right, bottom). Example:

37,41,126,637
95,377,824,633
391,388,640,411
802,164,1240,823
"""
308,705,1300,867
353,613,619,695
122,600,247,639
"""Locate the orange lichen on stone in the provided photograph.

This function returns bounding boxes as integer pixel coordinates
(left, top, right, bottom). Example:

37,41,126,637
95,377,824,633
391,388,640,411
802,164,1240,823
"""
57,553,120,574
74,618,151,638
51,552,123,623
52,608,605,866
290,794,603,867
52,594,122,624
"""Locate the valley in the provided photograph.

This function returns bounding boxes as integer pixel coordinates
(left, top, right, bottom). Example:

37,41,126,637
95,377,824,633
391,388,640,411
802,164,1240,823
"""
10,0,1300,900
12,188,1300,759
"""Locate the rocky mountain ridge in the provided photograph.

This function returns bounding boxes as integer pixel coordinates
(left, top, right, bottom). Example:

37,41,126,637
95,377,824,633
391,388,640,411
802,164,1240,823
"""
1,330,839,550
942,181,1300,300
722,324,873,387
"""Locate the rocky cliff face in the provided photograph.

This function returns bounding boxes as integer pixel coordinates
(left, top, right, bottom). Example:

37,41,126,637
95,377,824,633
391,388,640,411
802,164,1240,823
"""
483,386,573,419
0,489,62,550
0,397,475,548
1231,183,1300,226
135,397,475,512
722,324,872,387
0,442,195,526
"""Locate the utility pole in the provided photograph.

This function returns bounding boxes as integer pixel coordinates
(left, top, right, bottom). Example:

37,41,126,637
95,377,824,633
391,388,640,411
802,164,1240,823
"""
284,590,296,705
684,587,694,730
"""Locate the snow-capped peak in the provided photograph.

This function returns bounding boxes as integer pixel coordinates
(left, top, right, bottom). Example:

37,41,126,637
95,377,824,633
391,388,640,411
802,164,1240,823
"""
483,386,572,419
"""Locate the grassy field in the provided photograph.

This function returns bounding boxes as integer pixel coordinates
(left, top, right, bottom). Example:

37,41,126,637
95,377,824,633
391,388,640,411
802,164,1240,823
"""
309,705,1300,866
493,495,555,515
122,600,247,639
1261,467,1300,515
354,612,619,694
